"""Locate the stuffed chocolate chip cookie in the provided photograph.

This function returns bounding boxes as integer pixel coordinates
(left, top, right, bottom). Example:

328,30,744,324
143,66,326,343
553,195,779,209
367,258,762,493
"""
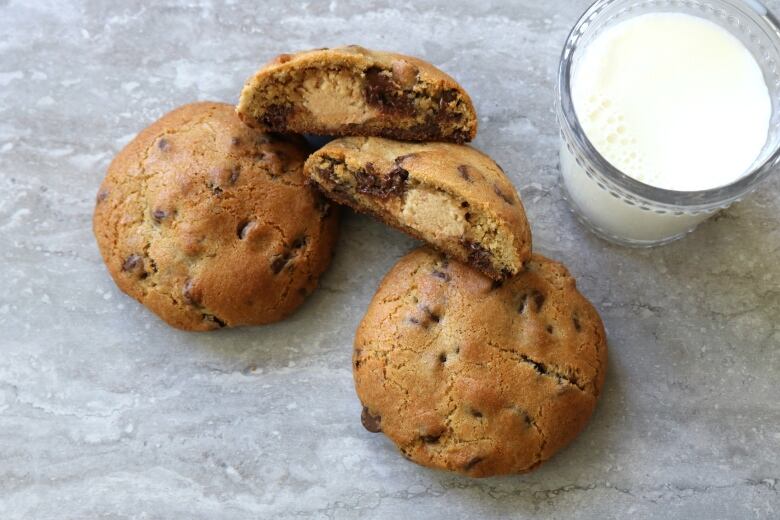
353,248,607,477
93,102,339,331
236,45,477,143
305,136,532,280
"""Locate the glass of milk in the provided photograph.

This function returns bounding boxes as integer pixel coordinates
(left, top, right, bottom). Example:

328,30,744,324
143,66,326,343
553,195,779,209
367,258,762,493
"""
556,0,780,246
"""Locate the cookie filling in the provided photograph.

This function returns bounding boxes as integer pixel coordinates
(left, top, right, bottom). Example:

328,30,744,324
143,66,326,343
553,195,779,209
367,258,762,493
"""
311,158,521,278
298,68,377,126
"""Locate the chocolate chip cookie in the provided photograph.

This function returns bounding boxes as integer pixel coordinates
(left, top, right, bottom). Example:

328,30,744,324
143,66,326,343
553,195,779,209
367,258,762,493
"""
93,102,339,331
236,45,477,143
305,137,532,280
353,248,607,477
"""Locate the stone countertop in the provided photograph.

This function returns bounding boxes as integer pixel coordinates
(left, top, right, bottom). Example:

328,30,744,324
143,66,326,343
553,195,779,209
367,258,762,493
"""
1,1,778,518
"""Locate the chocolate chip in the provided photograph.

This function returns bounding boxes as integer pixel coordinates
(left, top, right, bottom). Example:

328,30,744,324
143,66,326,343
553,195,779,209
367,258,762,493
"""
316,162,342,187
410,118,443,140
261,104,293,129
432,270,450,282
471,409,483,418
461,240,493,273
310,183,332,218
573,315,582,331
438,89,458,108
291,236,307,249
255,151,284,177
364,67,414,114
491,279,504,290
203,314,226,328
182,279,202,306
229,165,240,184
464,456,483,471
395,153,417,164
391,59,419,89
271,254,290,274
532,290,545,311
361,406,382,433
451,129,471,144
457,164,472,182
434,90,462,125
354,163,409,199
438,352,447,363
237,220,255,240
464,212,472,222
121,254,143,273
422,305,440,323
546,325,554,334
494,184,515,205
421,434,441,444
206,180,223,196
152,209,167,223
461,201,470,208
157,138,170,151
96,190,109,203
513,407,533,428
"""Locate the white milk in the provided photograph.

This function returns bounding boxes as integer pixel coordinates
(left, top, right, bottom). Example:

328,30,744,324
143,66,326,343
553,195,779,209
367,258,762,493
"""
560,12,771,243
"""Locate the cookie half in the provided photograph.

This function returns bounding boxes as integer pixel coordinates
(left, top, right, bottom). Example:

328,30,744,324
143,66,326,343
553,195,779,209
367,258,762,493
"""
236,45,477,143
353,248,607,477
305,137,532,279
93,102,339,331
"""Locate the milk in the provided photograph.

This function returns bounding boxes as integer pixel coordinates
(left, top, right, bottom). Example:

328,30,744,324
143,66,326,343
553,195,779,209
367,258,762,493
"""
560,12,772,243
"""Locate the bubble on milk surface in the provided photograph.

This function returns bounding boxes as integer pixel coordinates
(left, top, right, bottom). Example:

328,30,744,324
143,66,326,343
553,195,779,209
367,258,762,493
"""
580,94,655,185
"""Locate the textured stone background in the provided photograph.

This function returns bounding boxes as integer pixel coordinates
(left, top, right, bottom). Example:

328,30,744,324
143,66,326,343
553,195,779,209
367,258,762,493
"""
1,1,779,518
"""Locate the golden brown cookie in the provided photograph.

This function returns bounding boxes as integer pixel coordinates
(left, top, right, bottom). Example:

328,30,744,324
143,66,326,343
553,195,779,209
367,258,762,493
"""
236,45,477,143
353,248,607,477
93,102,339,331
305,137,532,280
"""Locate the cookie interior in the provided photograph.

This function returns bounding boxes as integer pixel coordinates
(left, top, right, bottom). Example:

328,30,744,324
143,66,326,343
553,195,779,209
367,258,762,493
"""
237,51,476,143
308,155,524,279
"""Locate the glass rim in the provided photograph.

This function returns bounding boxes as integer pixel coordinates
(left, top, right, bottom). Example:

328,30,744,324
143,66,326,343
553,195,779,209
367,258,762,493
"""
557,0,780,208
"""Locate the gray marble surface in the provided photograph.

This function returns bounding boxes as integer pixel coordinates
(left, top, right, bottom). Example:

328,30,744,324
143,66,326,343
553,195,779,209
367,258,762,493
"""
1,0,779,518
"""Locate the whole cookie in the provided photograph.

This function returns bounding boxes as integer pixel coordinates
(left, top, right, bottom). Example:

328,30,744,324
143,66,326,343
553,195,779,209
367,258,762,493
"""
237,45,477,143
353,248,607,477
305,136,532,280
93,102,339,331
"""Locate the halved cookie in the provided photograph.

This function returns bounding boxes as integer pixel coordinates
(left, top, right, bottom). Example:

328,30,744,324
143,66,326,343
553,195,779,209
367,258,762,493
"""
304,137,532,279
236,45,477,143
